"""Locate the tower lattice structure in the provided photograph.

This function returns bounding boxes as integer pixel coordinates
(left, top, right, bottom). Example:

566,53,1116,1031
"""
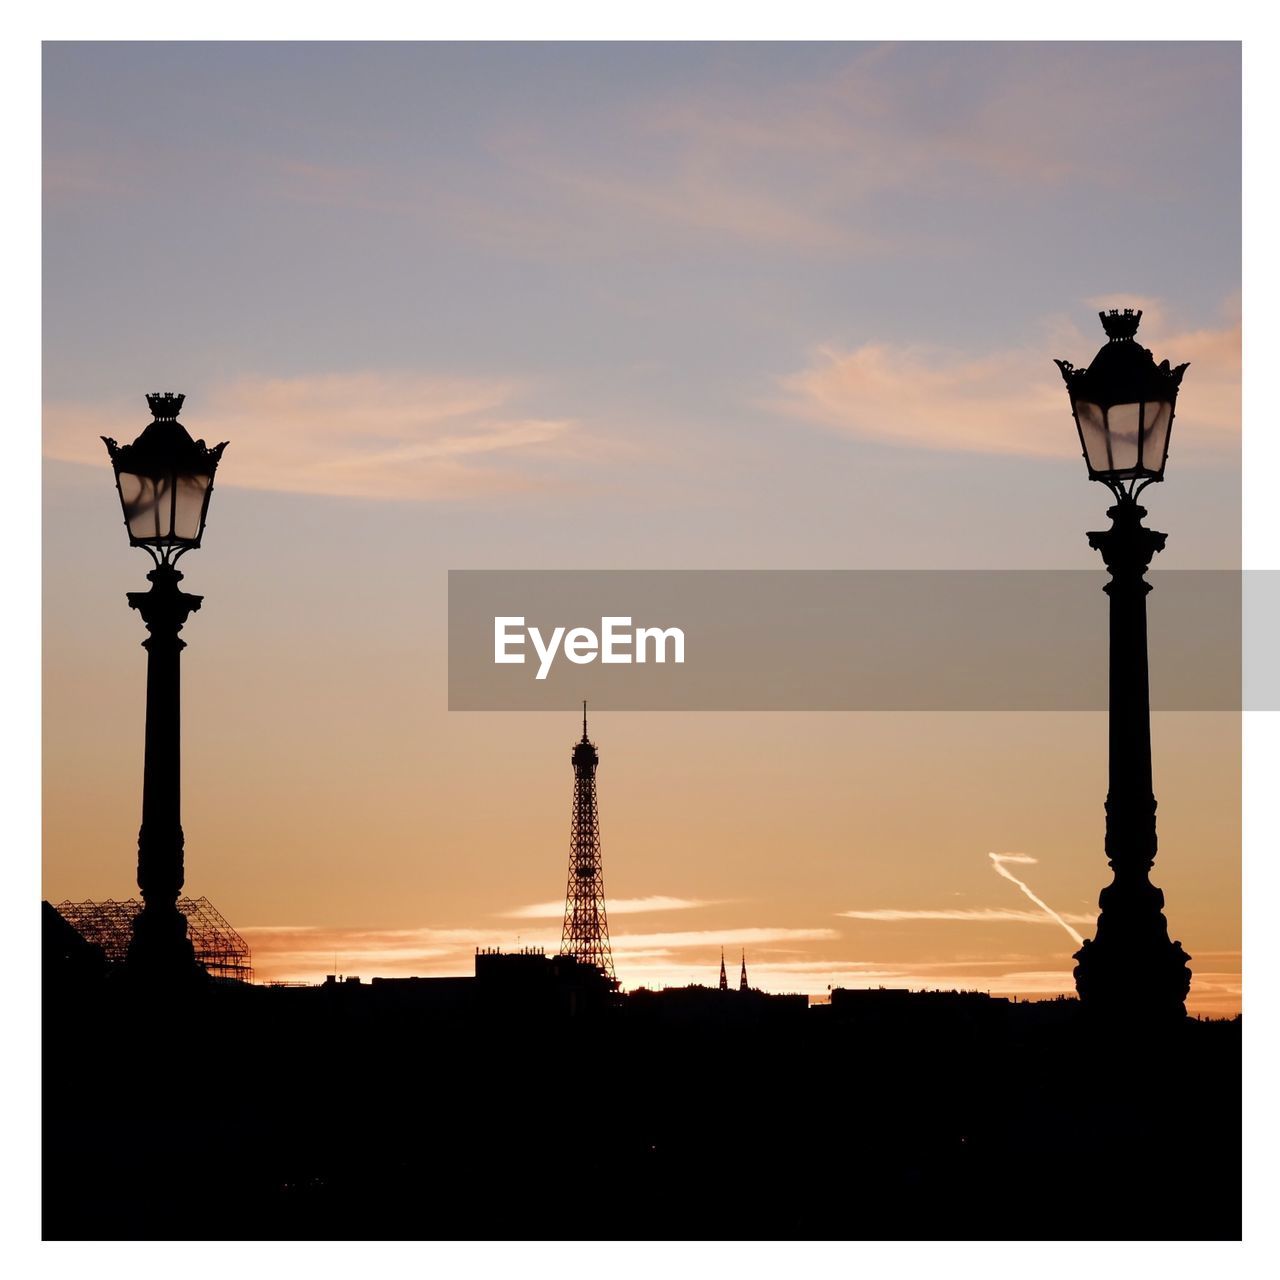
560,704,615,980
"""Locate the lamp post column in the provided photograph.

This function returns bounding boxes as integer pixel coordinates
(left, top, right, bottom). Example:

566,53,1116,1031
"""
126,562,204,976
1073,497,1191,1020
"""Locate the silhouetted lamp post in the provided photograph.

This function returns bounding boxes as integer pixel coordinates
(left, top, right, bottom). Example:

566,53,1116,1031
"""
103,393,227,978
1055,309,1192,1020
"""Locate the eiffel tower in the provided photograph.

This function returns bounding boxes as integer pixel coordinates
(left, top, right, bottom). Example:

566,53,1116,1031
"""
559,704,615,981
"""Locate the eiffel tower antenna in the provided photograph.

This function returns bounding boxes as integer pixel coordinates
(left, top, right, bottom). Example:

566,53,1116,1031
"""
559,705,615,981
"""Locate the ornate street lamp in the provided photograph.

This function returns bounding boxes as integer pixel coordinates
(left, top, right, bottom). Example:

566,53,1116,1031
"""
102,393,227,978
1055,310,1192,1020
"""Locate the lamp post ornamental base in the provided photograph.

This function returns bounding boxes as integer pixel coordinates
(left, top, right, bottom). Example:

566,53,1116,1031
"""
1073,878,1191,1023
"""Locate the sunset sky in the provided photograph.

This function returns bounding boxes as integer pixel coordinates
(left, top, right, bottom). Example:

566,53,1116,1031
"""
42,42,1241,1012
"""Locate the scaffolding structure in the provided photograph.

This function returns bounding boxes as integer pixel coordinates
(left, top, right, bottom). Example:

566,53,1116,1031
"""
54,896,254,983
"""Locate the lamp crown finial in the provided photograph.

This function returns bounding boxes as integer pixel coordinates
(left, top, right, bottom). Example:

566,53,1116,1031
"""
146,392,185,420
1099,308,1142,341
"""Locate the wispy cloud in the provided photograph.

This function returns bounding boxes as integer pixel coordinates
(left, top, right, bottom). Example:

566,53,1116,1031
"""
460,46,1233,257
774,301,1240,461
638,45,1217,192
614,926,837,950
43,372,618,502
759,957,1039,974
501,895,722,920
838,907,1095,926
239,923,544,977
240,921,835,985
44,147,137,200
501,152,875,254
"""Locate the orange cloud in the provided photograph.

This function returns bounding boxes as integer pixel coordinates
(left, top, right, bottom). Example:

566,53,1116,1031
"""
839,907,1096,926
240,920,837,985
43,373,591,502
774,302,1240,461
502,895,722,919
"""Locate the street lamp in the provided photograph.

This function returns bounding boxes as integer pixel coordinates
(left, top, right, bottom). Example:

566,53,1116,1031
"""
1055,310,1192,1020
102,393,227,978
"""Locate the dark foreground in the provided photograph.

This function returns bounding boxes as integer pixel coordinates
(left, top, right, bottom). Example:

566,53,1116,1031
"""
44,970,1240,1241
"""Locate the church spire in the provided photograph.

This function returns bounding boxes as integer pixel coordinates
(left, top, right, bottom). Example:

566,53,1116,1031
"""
719,947,728,990
739,950,749,992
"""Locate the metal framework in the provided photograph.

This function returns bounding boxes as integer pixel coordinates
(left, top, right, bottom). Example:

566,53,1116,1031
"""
55,896,254,983
559,705,615,980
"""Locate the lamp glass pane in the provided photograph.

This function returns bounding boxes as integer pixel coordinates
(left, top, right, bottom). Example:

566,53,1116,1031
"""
1075,400,1112,473
174,473,211,541
1142,400,1173,474
121,472,172,542
1105,402,1141,475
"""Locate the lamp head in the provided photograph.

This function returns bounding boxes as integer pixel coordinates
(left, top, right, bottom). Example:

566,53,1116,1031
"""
102,393,228,562
1055,309,1188,498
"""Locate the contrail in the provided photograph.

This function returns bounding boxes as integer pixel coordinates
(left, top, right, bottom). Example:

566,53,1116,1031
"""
987,852,1085,946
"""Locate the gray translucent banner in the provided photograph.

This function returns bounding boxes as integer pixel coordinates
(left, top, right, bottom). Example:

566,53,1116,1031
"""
448,570,1268,711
